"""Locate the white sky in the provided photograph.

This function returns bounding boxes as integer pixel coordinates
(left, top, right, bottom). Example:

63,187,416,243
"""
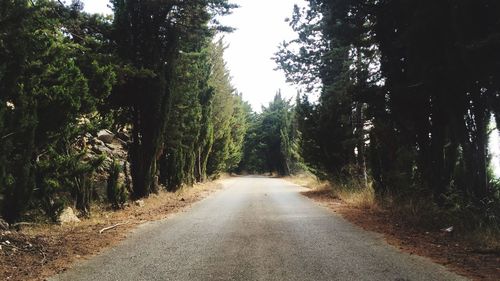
81,0,112,14
218,0,305,111
81,0,304,111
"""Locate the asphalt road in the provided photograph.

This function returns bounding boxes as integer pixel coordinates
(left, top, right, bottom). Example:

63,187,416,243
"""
50,176,467,281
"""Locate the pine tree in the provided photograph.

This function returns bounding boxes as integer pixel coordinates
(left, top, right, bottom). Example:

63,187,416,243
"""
110,0,235,197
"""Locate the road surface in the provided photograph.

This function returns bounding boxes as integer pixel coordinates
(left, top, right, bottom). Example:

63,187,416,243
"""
51,176,467,281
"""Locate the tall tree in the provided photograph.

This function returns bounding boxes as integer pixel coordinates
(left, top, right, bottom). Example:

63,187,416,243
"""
277,0,500,224
110,0,235,198
239,92,302,176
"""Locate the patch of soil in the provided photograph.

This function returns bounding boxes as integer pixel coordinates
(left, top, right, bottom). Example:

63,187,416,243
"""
301,189,500,281
0,180,225,281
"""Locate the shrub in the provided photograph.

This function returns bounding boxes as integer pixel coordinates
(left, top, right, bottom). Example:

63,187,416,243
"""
107,160,128,209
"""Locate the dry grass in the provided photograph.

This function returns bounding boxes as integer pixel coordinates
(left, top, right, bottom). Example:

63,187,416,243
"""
286,172,322,188
295,176,500,281
288,173,377,210
295,173,500,253
0,179,227,281
335,187,376,210
466,227,500,253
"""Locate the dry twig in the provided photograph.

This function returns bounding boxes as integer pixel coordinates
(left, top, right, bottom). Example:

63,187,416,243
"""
99,222,128,234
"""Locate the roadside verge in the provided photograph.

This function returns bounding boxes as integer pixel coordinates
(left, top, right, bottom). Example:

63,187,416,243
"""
287,177,500,281
0,180,227,281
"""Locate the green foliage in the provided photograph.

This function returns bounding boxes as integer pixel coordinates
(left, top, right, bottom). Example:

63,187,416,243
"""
206,40,239,176
0,0,292,224
277,0,500,228
276,0,372,183
225,94,252,173
161,46,207,190
107,160,128,210
36,148,104,221
0,0,115,222
239,92,303,176
161,38,250,190
110,0,236,197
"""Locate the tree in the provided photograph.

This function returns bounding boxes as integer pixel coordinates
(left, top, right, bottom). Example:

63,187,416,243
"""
206,39,240,177
110,0,236,198
0,0,245,222
239,92,302,176
277,0,500,226
276,0,375,182
0,0,115,221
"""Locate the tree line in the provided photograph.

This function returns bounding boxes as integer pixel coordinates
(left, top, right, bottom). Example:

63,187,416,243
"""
0,0,248,223
237,91,303,176
275,0,500,228
3,0,499,231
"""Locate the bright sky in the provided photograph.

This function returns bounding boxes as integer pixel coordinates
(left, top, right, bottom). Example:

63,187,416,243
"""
218,0,305,111
81,0,111,14
81,0,304,111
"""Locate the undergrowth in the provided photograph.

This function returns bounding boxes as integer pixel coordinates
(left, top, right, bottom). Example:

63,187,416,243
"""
290,173,500,251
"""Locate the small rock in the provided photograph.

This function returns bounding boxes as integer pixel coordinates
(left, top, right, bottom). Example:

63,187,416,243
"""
97,129,115,144
180,198,185,202
134,200,145,207
58,207,81,224
0,218,9,230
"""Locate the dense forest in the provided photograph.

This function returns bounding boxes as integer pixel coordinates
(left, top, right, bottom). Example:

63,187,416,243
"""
237,91,303,176
0,0,249,223
275,0,500,231
1,0,499,237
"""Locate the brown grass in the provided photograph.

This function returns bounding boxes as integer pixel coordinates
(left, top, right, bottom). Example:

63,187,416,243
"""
287,173,377,210
290,175,500,281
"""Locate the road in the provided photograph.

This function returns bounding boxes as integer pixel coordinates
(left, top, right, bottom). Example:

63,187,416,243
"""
50,176,467,281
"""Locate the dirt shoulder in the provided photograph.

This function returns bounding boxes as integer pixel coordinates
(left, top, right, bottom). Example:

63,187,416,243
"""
0,179,227,281
299,188,500,281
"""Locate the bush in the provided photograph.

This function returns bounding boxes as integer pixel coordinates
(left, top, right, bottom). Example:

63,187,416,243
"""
107,160,128,209
39,179,66,223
